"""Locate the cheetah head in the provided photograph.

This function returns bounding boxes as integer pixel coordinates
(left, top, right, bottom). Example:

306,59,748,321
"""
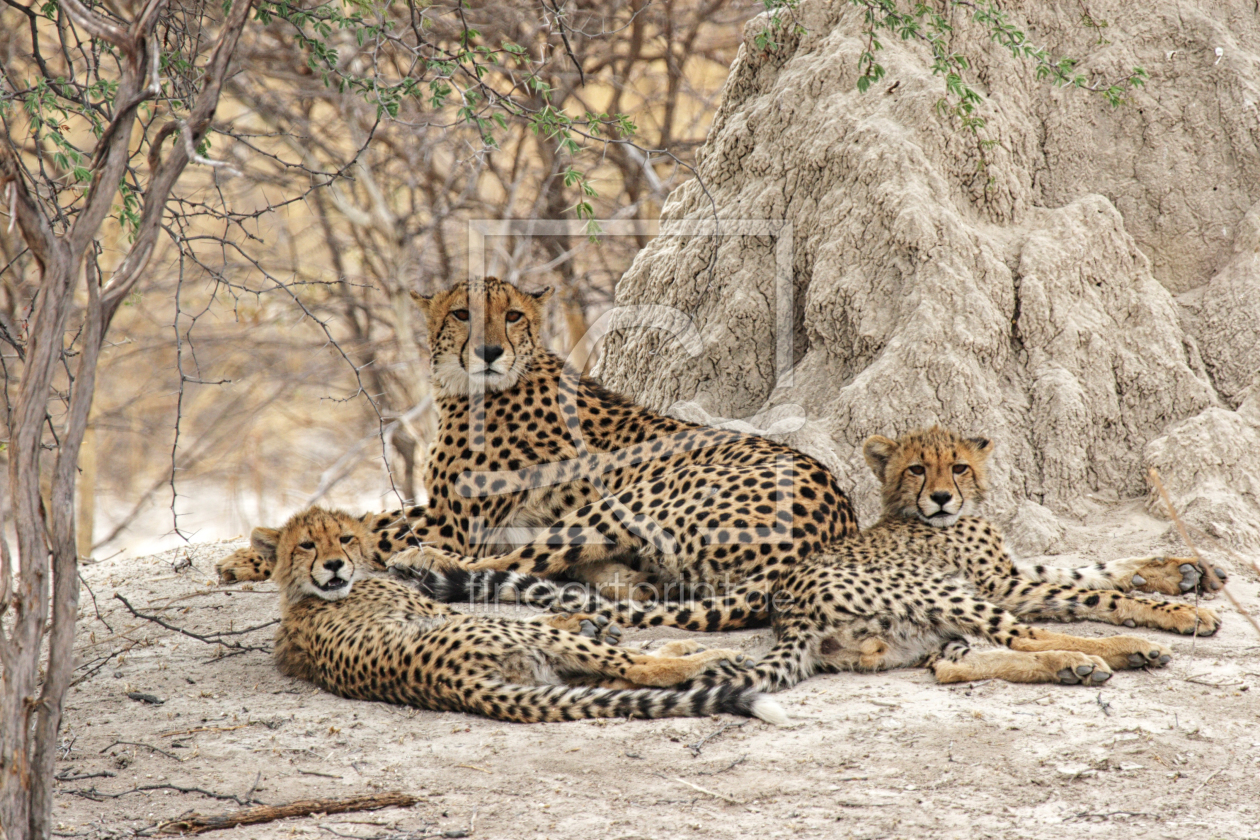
259,507,371,603
410,277,554,397
862,426,994,528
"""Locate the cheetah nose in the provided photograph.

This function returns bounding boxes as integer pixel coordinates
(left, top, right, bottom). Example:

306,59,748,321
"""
930,491,953,506
475,345,504,364
323,559,344,573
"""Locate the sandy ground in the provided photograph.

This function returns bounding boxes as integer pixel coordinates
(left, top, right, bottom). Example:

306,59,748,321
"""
55,502,1260,840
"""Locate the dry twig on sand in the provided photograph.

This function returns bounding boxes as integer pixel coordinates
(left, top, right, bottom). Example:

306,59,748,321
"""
1148,467,1260,639
154,791,419,835
114,593,274,652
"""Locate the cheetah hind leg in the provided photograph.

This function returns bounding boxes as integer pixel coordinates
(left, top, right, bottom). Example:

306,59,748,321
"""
930,640,1113,686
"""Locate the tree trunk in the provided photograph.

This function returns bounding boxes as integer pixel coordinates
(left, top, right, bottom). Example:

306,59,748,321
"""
76,427,97,560
0,2,255,835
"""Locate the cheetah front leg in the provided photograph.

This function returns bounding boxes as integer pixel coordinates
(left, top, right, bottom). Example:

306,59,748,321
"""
1013,555,1227,596
988,579,1220,636
538,632,753,688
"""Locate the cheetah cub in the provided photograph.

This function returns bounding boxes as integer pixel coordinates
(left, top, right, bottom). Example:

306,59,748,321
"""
678,427,1218,690
267,507,785,724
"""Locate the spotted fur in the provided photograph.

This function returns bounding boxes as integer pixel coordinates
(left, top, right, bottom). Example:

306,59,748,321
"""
269,506,786,724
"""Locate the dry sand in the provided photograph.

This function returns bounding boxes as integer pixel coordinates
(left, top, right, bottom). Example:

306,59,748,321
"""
55,503,1260,840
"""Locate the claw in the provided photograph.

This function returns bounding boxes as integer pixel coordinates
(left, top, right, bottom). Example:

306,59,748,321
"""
1131,574,1146,587
1179,563,1201,593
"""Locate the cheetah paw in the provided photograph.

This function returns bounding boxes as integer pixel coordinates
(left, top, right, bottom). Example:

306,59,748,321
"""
1130,557,1227,596
386,545,468,576
1053,657,1112,686
543,612,622,644
654,639,706,658
1126,649,1172,668
1102,636,1172,670
216,548,270,583
1166,605,1222,637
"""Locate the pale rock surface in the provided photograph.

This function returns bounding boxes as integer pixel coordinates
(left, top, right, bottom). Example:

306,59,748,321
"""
598,0,1260,548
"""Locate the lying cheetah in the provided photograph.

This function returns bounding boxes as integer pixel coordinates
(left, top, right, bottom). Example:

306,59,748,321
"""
220,276,857,602
267,506,786,723
402,428,1221,688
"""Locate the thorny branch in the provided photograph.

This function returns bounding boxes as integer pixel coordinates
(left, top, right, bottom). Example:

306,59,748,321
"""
113,593,275,653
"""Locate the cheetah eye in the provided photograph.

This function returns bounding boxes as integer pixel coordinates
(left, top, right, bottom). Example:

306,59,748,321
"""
299,541,316,550
339,535,354,545
952,464,969,475
907,465,925,476
505,310,524,323
452,308,470,322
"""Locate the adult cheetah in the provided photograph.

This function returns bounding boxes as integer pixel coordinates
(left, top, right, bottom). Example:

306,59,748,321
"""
267,506,786,723
405,428,1221,687
219,276,857,602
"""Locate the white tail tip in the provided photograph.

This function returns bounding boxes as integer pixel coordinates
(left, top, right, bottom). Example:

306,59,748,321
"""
750,695,789,726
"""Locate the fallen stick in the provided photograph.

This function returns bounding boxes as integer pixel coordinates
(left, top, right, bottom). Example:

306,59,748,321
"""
653,773,744,805
155,791,419,835
114,593,271,652
1148,468,1260,639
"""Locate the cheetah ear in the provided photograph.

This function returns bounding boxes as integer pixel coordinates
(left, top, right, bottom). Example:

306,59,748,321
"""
408,289,433,316
250,527,281,560
862,435,898,481
966,437,994,459
529,286,553,305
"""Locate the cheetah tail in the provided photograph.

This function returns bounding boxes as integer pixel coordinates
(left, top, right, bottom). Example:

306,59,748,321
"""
479,682,787,724
672,658,777,694
391,567,597,612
